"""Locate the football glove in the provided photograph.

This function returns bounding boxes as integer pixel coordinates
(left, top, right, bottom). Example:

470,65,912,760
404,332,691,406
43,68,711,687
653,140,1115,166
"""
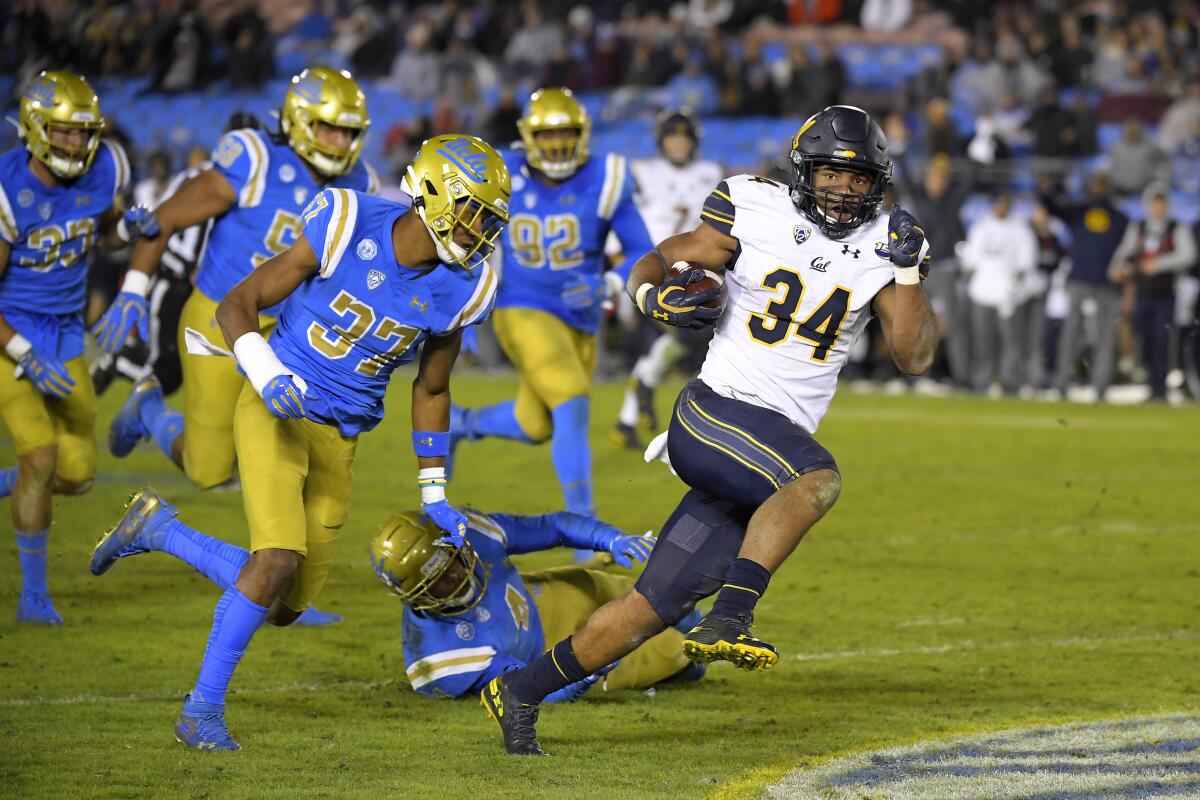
261,374,306,420
636,269,722,329
92,291,149,353
603,532,656,568
18,348,75,399
123,205,161,238
423,499,468,548
887,204,932,285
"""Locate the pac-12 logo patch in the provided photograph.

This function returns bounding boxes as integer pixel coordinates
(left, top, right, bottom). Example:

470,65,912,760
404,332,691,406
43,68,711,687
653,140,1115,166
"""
455,622,475,641
278,164,296,183
293,187,308,206
874,241,890,259
357,238,378,261
793,224,811,245
366,269,385,290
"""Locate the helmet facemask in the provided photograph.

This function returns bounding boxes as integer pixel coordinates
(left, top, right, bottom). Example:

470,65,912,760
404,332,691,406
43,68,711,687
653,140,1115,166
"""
30,120,104,178
281,66,370,177
288,114,365,177
17,71,105,179
789,152,888,240
518,87,591,181
373,536,487,616
407,170,508,268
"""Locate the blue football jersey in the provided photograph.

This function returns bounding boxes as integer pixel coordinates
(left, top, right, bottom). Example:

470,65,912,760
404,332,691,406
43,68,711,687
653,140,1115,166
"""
495,150,653,333
270,188,498,437
0,140,129,320
402,511,547,699
195,128,378,311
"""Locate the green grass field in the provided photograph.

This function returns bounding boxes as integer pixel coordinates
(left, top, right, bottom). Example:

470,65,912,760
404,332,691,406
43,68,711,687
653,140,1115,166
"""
2,373,1198,799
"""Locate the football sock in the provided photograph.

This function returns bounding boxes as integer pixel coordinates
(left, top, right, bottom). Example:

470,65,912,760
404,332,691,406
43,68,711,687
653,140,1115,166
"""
15,528,49,594
141,393,183,462
0,467,17,498
673,608,704,635
156,520,249,591
710,558,772,620
192,588,267,706
507,636,589,704
617,382,639,427
633,335,681,388
467,401,533,442
551,397,593,515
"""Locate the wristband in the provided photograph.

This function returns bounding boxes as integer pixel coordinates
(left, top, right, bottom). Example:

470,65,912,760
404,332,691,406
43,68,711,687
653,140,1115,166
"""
418,467,447,504
893,265,921,286
413,431,450,458
5,333,31,362
120,270,151,297
233,331,288,394
634,283,653,314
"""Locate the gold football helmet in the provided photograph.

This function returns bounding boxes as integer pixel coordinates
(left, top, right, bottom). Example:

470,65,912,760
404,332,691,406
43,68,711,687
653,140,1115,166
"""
403,134,511,268
17,71,105,179
517,87,590,180
280,66,369,176
370,512,486,614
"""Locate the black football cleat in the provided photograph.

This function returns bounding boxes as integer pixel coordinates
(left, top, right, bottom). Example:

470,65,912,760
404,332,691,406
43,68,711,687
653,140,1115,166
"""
480,675,546,756
682,612,778,671
634,379,658,431
610,421,641,450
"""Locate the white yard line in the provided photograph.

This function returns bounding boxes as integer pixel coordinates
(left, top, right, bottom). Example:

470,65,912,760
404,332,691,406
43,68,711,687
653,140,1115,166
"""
0,677,405,708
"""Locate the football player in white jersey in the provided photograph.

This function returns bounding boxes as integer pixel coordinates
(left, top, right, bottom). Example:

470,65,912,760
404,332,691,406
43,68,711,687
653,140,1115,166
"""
481,106,936,756
614,110,723,449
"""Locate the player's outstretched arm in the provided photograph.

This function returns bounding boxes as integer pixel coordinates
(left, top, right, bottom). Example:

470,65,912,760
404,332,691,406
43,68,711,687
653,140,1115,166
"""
413,331,470,547
92,170,237,353
874,205,937,375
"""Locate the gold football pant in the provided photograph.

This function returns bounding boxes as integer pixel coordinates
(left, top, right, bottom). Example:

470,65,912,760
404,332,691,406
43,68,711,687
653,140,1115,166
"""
491,308,596,442
0,354,95,482
524,566,692,691
177,290,275,488
233,384,356,613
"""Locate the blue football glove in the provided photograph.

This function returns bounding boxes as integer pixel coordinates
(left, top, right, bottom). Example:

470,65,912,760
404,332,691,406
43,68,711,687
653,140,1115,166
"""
18,348,75,399
637,269,722,329
123,205,161,238
423,500,468,548
92,292,149,353
887,204,929,269
261,374,306,420
604,532,656,569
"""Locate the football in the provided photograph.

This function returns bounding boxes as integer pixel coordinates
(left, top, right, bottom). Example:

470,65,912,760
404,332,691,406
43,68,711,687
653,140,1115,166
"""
669,261,725,308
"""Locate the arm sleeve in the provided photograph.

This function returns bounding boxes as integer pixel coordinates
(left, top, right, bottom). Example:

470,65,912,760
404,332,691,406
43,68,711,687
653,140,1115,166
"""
487,512,620,555
211,129,268,209
300,188,360,279
1155,222,1198,274
700,180,735,236
608,188,655,283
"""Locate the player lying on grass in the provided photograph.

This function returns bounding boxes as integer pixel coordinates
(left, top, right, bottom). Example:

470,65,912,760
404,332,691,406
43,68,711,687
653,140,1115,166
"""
90,134,510,751
370,509,704,700
481,105,937,754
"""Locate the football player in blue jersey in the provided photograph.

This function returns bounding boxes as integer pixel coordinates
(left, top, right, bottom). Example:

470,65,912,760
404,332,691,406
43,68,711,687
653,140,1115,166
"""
0,71,132,623
100,66,379,492
449,87,654,522
89,134,510,750
371,510,704,700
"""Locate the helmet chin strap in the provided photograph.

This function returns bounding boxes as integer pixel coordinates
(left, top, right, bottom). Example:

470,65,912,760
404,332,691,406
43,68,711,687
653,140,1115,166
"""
412,199,470,266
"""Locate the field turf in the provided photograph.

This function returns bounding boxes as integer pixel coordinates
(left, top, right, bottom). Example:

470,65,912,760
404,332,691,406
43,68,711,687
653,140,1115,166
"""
2,373,1198,799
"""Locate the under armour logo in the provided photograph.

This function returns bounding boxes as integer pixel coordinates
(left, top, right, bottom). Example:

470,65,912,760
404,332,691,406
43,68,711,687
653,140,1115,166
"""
842,244,860,259
652,310,669,321
411,297,429,312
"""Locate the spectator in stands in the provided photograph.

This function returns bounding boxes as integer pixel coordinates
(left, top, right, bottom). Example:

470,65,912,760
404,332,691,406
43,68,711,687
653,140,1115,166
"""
894,152,974,387
734,36,779,117
666,53,719,115
961,194,1039,394
484,87,523,148
349,7,401,78
910,97,966,159
1031,203,1069,386
1159,81,1200,154
1029,86,1079,159
390,22,442,104
223,0,273,90
1045,171,1130,402
1107,118,1170,196
1108,185,1198,401
860,0,912,33
1049,15,1090,89
148,2,214,94
503,1,564,77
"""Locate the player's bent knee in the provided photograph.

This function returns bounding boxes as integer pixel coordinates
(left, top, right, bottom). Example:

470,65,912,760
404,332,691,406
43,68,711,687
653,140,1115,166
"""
18,447,58,486
54,477,93,496
806,468,842,514
265,599,303,627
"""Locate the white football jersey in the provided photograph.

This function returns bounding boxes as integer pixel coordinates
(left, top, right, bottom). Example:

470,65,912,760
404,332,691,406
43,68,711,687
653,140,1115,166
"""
632,156,723,243
697,174,895,433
